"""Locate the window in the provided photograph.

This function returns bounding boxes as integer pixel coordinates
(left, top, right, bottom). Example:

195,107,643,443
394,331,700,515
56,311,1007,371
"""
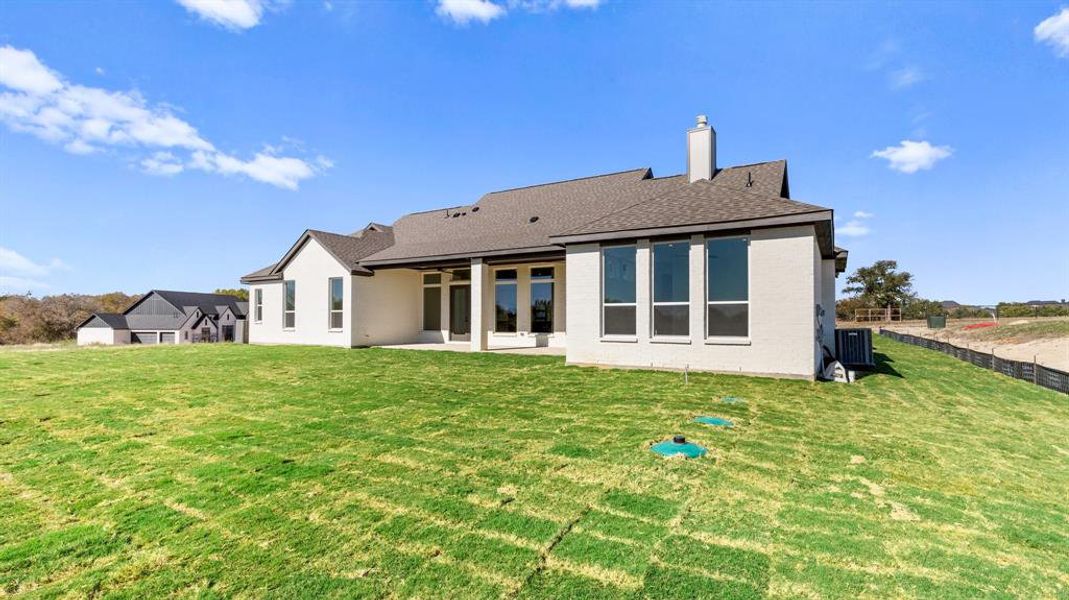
531,267,554,333
328,277,343,330
283,280,296,329
707,237,749,337
494,269,517,333
652,241,690,336
602,245,636,336
451,269,470,282
423,273,441,331
254,288,263,322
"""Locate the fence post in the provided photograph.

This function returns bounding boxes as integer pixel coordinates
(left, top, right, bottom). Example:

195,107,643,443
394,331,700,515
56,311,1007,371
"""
1033,355,1038,385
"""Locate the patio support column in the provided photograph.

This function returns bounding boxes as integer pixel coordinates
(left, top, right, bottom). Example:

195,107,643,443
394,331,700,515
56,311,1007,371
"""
471,258,489,351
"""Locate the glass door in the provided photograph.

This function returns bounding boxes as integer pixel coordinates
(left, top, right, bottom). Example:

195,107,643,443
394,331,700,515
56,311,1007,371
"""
449,285,471,336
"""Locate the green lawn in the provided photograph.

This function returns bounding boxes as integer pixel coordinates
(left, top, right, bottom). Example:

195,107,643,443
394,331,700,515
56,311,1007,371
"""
1,339,1066,599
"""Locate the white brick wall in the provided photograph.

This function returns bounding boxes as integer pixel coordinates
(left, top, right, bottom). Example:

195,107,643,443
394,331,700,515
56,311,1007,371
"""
248,238,351,347
565,225,820,379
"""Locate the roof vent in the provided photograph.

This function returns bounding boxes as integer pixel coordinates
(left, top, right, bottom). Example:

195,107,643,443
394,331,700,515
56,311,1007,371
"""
529,216,539,223
471,206,480,212
746,171,753,187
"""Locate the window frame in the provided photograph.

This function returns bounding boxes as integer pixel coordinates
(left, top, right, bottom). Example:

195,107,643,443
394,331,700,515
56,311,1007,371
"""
283,280,296,330
493,267,518,334
600,244,638,338
705,234,751,341
651,239,691,338
254,288,263,323
422,273,442,331
529,265,555,334
328,277,344,331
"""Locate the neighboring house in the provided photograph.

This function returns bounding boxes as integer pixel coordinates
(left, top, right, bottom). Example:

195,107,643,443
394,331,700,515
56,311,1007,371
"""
242,116,848,379
76,290,248,346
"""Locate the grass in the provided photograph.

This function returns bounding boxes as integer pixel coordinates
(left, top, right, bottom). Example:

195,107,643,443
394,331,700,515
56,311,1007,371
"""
1,339,1067,599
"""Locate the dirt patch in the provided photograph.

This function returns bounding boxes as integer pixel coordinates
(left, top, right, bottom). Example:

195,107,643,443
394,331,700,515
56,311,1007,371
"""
884,319,1069,371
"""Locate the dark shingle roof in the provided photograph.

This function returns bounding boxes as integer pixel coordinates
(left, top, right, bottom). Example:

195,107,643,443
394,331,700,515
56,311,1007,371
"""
78,313,128,329
242,225,395,282
306,228,395,273
360,168,662,264
553,179,828,239
153,290,246,318
360,161,804,265
241,158,834,276
241,263,279,282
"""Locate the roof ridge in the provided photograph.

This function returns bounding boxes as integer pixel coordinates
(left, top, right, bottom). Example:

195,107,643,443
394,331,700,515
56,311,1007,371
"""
717,158,787,170
400,204,471,217
482,167,651,196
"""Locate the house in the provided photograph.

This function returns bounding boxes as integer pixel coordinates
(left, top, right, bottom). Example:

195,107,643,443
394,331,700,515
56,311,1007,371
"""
242,116,847,379
76,290,248,346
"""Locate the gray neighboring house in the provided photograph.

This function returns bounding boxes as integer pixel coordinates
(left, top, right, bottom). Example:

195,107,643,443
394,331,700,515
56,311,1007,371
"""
243,116,849,379
76,290,248,346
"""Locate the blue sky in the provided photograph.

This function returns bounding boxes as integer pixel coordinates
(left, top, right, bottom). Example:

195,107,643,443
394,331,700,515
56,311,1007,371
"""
1,0,1066,304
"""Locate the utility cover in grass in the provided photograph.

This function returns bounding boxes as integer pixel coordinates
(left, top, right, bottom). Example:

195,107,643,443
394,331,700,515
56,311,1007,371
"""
651,436,707,459
694,416,734,428
720,396,745,404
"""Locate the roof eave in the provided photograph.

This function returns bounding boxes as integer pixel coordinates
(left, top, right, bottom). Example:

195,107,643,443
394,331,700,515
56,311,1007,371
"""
359,245,565,268
240,273,283,284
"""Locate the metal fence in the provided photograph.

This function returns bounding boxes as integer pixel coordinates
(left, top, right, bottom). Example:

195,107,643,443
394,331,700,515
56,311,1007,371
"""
879,329,1069,395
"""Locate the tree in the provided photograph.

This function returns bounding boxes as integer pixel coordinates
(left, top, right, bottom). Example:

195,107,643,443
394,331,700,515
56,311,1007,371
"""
214,288,249,301
842,260,915,308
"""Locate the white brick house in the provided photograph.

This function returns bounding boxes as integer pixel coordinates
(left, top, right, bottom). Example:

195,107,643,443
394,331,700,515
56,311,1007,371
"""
243,116,847,379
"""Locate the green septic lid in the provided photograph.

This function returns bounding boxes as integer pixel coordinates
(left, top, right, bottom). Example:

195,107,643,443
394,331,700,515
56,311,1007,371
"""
651,436,707,459
720,396,745,404
694,416,734,428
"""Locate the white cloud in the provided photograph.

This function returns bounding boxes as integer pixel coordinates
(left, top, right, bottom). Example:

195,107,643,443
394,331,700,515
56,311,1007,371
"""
437,0,506,24
853,210,874,219
190,149,318,191
1035,7,1069,58
871,140,953,174
141,151,185,176
176,0,266,30
0,247,68,278
0,46,63,95
889,66,925,90
838,220,871,237
0,45,329,190
435,0,600,24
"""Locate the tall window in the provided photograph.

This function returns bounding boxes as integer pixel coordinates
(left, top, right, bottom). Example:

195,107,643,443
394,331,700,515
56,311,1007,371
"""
531,267,554,334
652,241,690,336
254,288,263,322
602,245,636,336
707,237,749,337
283,280,296,329
494,269,517,333
328,277,343,330
422,273,441,331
